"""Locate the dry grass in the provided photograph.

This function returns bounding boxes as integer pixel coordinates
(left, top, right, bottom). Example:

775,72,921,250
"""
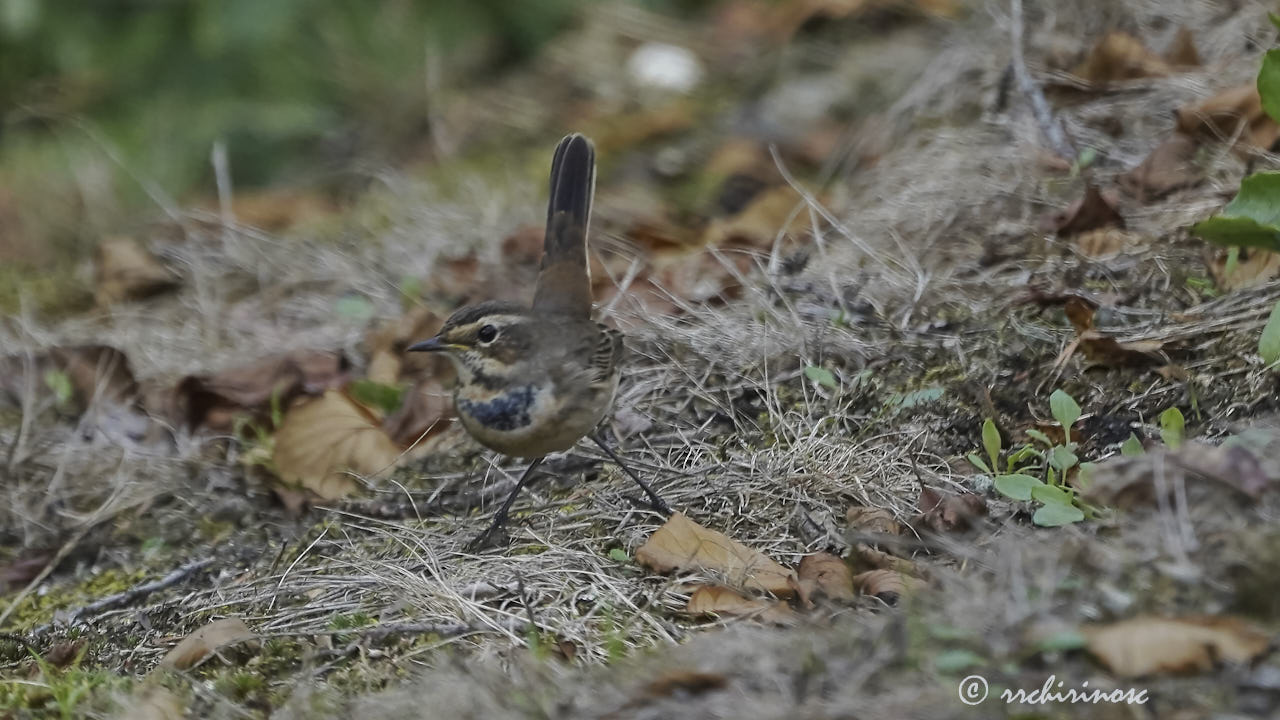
4,0,1280,717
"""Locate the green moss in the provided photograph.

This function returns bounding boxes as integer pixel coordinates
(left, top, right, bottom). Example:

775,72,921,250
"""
3,568,146,631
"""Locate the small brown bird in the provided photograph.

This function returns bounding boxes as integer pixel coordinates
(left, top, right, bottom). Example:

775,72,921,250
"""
409,134,670,548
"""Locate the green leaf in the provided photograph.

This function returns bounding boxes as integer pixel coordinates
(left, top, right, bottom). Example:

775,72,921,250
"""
348,379,406,416
608,548,629,563
1025,428,1052,447
1049,389,1081,431
1260,49,1280,126
934,649,984,674
1033,502,1085,527
993,473,1044,502
1031,484,1074,506
1006,445,1040,471
335,295,375,321
1120,433,1145,456
967,453,991,474
981,418,1001,470
1037,629,1087,653
1159,407,1185,450
803,366,837,389
1048,445,1078,472
1190,173,1280,252
42,369,73,406
1260,300,1280,367
894,386,944,408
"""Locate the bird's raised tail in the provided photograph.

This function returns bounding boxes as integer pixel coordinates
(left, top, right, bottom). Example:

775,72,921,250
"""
532,133,595,319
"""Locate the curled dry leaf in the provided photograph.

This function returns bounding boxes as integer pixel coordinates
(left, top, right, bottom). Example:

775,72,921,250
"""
1044,185,1125,237
1117,134,1200,202
852,569,922,604
0,345,139,413
158,618,257,671
701,185,812,249
1064,297,1166,368
915,487,986,533
636,512,796,596
1206,246,1280,292
273,390,403,500
845,506,901,535
796,552,855,601
685,585,796,624
850,543,924,578
365,307,449,385
95,236,180,306
1074,228,1150,258
169,350,350,432
641,669,729,699
1071,31,1170,85
1175,85,1280,153
1083,616,1271,677
1164,26,1201,68
1082,435,1279,509
382,378,455,449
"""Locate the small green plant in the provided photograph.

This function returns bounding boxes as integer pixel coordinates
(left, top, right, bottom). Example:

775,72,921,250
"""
43,368,73,409
969,389,1090,527
1260,299,1280,368
1159,407,1185,450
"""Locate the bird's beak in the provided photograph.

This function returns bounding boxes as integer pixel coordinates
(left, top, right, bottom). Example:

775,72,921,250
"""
407,336,449,353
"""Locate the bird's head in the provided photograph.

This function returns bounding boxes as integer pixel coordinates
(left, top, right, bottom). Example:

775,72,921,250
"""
407,301,535,385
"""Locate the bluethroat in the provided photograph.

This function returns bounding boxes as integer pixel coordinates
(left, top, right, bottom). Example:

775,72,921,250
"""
408,134,671,548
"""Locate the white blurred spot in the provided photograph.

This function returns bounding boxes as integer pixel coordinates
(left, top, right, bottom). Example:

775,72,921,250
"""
627,42,704,94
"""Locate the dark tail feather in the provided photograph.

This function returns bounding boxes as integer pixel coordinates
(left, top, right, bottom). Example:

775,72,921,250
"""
533,133,595,318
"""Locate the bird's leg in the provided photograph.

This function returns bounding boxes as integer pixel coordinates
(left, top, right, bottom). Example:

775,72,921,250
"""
468,456,546,551
590,432,672,516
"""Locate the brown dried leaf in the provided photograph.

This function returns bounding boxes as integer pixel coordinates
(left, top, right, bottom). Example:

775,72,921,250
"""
685,585,796,624
797,552,855,601
1071,31,1170,85
1075,228,1150,258
1083,616,1271,677
222,189,335,232
701,185,811,249
845,506,901,535
365,307,448,385
0,345,139,413
1164,26,1201,68
1206,247,1280,292
1065,297,1166,367
1176,85,1280,153
159,618,256,671
641,669,729,699
1044,185,1125,237
850,544,924,578
273,390,402,500
95,236,180,306
852,569,922,603
636,512,796,596
170,350,350,432
915,487,986,533
1083,436,1279,508
0,551,52,593
382,378,455,449
1117,134,1200,202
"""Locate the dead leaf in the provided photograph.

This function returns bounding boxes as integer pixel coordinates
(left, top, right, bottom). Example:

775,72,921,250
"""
95,236,180,305
636,512,796,596
1083,616,1272,677
273,390,403,500
41,639,86,669
169,350,350,432
1075,228,1150,258
382,378,455,449
1082,436,1279,508
915,487,986,533
797,552,855,601
845,506,901,535
1206,247,1280,292
218,189,335,232
365,307,448,385
1164,26,1201,68
1065,297,1166,367
1118,134,1200,201
701,185,812,249
0,551,53,593
159,618,257,670
1176,85,1280,153
1044,185,1125,237
852,569,922,603
0,345,140,416
850,543,925,578
685,585,796,624
1071,31,1170,85
641,669,729,698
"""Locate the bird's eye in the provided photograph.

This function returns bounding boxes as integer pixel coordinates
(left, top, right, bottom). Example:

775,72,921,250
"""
476,324,498,343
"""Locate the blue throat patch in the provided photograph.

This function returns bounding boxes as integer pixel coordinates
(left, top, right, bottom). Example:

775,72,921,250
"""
458,385,535,432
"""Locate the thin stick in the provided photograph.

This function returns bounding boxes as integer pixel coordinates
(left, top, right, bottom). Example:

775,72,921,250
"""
25,558,213,637
1009,0,1076,161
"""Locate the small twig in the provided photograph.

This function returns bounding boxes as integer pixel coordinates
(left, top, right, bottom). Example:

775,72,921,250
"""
1009,0,1076,161
25,558,213,637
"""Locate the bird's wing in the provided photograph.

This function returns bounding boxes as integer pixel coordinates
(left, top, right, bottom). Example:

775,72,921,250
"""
589,324,624,384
